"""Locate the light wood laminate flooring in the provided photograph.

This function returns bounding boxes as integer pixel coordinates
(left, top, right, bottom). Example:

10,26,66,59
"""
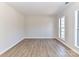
0,39,79,57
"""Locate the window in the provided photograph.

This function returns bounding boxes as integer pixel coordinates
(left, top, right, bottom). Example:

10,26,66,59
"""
59,16,65,40
75,10,79,48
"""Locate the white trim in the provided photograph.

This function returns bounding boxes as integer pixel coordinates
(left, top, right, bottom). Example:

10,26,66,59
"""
56,38,79,55
59,18,61,38
0,38,24,55
64,16,65,40
24,37,55,39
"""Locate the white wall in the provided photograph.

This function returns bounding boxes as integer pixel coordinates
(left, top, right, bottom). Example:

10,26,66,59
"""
0,2,58,54
24,16,58,38
57,2,79,54
0,3,24,54
0,3,58,54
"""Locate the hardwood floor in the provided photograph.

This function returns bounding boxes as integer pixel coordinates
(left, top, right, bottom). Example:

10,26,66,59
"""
0,39,79,57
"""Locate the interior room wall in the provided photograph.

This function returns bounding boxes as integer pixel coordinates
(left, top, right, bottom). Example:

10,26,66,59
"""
0,2,59,54
57,2,79,54
24,16,58,38
0,3,25,54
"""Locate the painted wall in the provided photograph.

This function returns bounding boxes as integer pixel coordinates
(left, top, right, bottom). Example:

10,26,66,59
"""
0,3,58,54
0,3,24,53
57,2,79,54
24,16,58,38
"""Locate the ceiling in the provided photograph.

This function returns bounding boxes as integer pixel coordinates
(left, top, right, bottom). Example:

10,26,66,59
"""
7,2,67,16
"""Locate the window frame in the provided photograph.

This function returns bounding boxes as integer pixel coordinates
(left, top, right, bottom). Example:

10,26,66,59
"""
59,16,65,40
75,10,79,48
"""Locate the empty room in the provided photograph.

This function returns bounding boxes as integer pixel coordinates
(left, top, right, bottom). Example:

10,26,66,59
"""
0,2,79,57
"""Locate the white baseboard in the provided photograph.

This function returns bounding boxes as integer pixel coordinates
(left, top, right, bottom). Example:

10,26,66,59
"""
56,38,79,55
24,37,56,39
0,38,23,55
